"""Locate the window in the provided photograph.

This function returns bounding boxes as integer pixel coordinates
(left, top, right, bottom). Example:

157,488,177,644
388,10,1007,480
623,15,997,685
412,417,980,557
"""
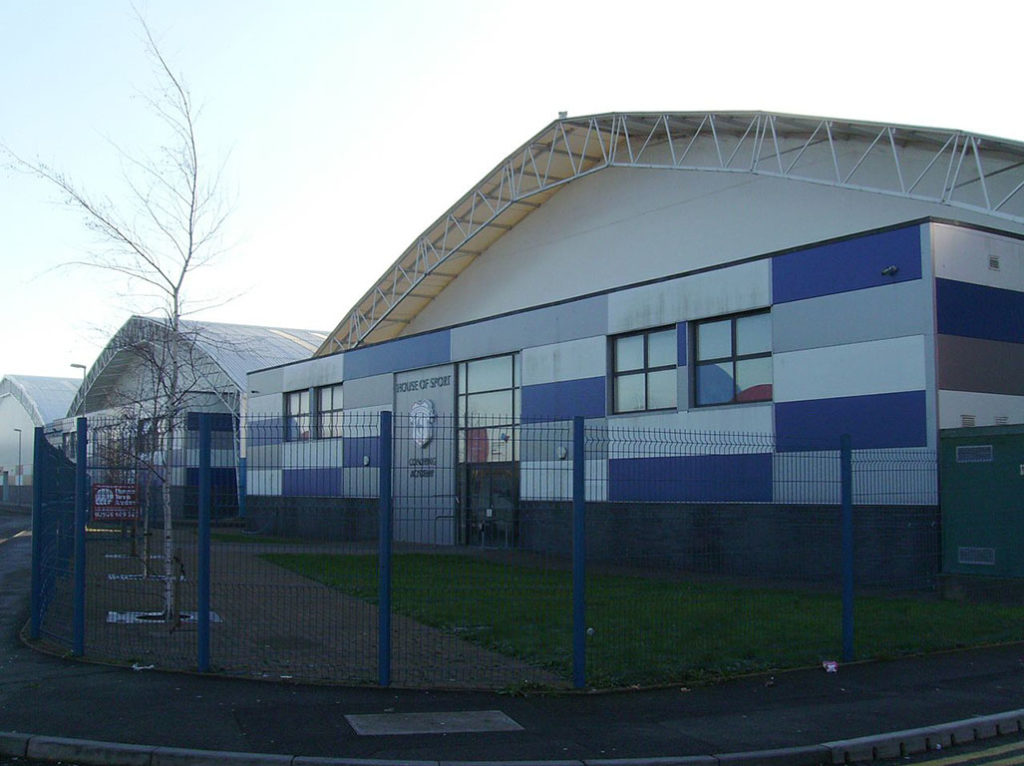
694,311,772,406
316,384,343,439
285,389,310,441
611,326,677,413
458,354,520,463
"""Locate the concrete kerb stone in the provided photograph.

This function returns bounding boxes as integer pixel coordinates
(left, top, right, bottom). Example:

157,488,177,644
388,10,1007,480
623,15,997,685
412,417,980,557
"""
713,745,832,766
150,746,294,765
821,709,1024,764
0,731,30,758
26,735,155,765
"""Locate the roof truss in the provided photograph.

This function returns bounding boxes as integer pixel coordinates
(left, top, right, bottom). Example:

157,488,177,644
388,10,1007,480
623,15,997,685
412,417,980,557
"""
320,111,1024,354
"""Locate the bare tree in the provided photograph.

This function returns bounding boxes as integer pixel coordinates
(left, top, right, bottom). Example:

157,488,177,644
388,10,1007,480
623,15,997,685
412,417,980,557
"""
5,17,230,623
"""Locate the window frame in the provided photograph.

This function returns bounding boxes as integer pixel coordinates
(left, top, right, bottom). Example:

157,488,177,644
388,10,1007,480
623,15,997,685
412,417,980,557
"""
692,310,772,407
316,383,343,439
284,388,311,442
610,325,678,414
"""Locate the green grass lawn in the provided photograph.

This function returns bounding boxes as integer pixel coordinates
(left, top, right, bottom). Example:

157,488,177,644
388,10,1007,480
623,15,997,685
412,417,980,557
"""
263,551,1024,688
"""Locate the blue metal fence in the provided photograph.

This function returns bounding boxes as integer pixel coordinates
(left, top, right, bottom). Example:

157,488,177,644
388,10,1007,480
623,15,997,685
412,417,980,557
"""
28,411,985,691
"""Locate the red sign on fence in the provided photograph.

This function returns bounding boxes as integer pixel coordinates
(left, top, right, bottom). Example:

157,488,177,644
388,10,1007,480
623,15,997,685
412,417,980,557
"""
91,484,141,522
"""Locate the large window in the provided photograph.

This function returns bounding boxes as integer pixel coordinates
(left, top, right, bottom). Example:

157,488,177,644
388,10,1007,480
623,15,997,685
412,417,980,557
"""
458,354,520,463
285,389,310,441
611,326,677,413
317,383,343,439
694,311,772,406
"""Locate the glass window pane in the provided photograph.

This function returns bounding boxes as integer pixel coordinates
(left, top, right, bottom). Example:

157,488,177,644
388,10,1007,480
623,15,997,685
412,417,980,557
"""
614,373,646,412
466,356,512,393
696,362,735,406
465,390,513,426
736,313,771,356
647,329,676,368
647,368,677,410
697,320,731,361
614,335,644,372
735,357,773,402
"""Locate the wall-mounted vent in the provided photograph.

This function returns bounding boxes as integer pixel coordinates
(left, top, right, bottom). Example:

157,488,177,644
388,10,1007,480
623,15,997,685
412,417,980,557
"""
956,444,993,463
958,546,996,566
961,414,976,427
995,415,1009,426
989,254,1001,270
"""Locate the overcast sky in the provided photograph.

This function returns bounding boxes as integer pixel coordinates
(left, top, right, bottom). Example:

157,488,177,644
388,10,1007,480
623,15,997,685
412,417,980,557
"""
2,0,1021,380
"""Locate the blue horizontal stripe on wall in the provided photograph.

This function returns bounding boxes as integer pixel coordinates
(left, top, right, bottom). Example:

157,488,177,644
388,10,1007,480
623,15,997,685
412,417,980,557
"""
344,329,451,380
936,278,1024,344
609,453,773,502
186,412,235,431
772,225,922,304
521,377,606,421
283,468,343,497
775,390,927,451
343,435,380,467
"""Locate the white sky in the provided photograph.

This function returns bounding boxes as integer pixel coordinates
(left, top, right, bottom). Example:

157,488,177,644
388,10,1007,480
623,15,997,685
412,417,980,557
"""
1,0,1021,380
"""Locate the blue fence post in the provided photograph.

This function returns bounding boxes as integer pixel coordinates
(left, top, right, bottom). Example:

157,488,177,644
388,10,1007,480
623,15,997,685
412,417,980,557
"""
197,413,211,672
840,433,854,663
572,415,586,689
72,417,87,657
30,426,44,640
378,410,393,687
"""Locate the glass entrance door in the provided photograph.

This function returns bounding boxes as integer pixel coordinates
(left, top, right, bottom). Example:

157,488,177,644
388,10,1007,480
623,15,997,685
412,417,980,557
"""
462,463,517,548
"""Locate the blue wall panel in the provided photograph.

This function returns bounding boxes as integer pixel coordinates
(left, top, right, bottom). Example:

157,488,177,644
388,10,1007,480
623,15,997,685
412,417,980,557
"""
343,435,380,468
772,226,922,304
344,330,451,380
521,377,605,422
936,278,1024,344
775,390,927,450
608,453,773,502
282,468,343,497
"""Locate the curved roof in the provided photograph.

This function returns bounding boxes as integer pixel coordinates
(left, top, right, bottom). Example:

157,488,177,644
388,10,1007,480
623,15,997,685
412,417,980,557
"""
0,375,80,426
318,110,1024,354
69,316,327,417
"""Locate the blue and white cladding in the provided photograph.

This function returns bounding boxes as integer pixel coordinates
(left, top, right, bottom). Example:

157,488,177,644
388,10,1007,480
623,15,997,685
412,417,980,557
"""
770,224,930,451
521,337,606,422
933,223,1024,429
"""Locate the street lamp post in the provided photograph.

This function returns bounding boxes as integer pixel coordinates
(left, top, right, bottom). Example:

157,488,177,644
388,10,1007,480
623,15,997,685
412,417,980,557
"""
13,428,22,487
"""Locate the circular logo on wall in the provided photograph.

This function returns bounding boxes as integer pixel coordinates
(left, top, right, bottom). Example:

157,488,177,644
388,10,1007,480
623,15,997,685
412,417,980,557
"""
409,399,436,448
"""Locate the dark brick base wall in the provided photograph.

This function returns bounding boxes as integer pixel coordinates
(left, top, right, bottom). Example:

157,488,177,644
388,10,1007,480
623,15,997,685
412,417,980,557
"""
245,495,378,541
519,502,940,590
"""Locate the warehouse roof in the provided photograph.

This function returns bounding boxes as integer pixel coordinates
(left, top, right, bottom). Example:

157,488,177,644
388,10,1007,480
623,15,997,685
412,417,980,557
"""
0,375,80,426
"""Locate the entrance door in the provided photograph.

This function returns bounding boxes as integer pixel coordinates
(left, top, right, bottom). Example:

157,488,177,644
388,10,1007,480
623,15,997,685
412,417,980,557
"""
462,463,517,548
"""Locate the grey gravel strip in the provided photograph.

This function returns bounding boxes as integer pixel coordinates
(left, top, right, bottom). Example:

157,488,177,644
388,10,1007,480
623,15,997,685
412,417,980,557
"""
3,710,1024,766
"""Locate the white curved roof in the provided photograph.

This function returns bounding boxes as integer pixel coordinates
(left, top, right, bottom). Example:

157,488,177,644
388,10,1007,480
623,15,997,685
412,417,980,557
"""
69,316,328,417
0,375,80,426
318,110,1024,354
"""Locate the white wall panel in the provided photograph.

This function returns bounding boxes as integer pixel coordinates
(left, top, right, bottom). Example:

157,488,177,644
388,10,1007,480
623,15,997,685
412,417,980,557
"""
608,404,773,441
938,390,1024,429
247,468,281,496
774,336,926,403
932,223,1024,290
521,337,606,386
406,168,999,336
281,355,344,391
608,260,770,333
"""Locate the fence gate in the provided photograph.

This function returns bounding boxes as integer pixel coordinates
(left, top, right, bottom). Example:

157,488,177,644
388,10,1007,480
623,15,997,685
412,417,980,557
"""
31,427,76,646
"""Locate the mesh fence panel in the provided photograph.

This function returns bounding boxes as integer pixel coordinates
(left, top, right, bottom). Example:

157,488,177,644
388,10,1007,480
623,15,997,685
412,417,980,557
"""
34,412,1023,690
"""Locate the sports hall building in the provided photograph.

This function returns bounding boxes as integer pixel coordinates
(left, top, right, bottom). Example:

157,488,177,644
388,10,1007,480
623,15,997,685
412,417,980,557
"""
246,112,1024,578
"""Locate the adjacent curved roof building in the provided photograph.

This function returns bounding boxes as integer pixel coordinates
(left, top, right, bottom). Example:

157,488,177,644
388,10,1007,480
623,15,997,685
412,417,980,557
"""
70,316,328,417
0,375,80,426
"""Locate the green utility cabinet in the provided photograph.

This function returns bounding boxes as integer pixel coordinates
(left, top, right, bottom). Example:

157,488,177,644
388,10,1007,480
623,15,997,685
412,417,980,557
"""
940,425,1024,578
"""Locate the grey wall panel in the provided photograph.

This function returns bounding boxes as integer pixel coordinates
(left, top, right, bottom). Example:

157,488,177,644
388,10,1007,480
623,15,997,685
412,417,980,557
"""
450,295,608,361
773,280,931,354
937,335,1024,395
344,373,393,409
